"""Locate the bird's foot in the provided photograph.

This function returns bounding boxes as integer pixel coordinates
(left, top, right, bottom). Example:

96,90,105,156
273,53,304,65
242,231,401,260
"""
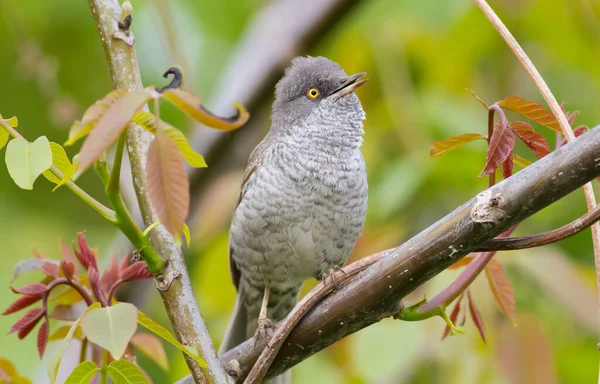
321,266,346,291
254,316,274,346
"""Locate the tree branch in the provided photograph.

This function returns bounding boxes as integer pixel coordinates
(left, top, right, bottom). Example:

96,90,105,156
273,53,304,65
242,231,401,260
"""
205,125,600,382
86,1,230,382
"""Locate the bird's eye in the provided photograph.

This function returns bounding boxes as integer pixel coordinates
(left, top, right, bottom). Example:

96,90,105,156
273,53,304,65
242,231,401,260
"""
307,87,319,99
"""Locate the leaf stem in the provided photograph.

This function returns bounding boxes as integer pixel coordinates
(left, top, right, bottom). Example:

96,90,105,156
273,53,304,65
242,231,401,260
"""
0,119,117,223
106,132,126,195
80,338,89,363
101,349,108,384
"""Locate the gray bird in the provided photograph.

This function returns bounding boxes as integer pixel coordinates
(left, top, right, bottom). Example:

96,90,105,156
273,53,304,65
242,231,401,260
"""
220,56,368,382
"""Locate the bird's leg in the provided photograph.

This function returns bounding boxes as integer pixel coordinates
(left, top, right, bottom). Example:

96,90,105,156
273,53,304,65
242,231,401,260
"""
254,286,274,343
321,266,346,291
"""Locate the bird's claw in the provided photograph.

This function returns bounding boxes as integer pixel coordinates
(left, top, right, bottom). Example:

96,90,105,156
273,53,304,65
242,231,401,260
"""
254,316,274,346
321,266,346,291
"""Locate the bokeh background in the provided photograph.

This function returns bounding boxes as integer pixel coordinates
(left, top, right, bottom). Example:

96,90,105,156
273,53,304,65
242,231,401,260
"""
1,0,600,382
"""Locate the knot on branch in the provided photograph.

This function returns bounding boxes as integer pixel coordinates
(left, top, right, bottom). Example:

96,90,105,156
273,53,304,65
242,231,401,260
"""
470,189,506,224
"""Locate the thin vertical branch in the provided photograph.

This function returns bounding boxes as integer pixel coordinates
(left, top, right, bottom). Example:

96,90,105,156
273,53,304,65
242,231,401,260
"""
474,0,600,339
86,1,232,383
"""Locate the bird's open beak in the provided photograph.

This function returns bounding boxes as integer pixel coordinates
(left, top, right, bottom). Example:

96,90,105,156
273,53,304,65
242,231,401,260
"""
331,72,367,99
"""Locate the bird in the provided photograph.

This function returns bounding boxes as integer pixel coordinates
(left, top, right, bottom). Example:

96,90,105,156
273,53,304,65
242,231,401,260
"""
219,56,368,382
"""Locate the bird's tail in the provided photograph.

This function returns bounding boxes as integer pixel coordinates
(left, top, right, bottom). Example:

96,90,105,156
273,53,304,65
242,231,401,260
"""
220,283,300,383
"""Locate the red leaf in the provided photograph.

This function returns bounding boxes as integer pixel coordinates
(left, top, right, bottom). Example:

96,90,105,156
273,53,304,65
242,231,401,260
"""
467,290,486,344
485,259,517,326
88,267,105,304
479,119,515,177
2,293,44,315
41,262,61,278
560,103,579,126
61,260,76,280
74,232,98,272
119,261,153,281
511,121,550,159
37,320,49,358
101,255,120,292
10,283,48,295
502,155,513,179
60,239,76,266
557,125,588,149
9,308,44,336
120,254,130,272
497,96,561,133
441,293,465,341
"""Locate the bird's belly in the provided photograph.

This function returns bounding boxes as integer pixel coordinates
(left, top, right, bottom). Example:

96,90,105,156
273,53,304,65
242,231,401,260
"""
230,162,367,286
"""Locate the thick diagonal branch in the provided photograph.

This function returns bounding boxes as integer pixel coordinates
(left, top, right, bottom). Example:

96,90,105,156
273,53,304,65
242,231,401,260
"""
190,125,600,382
87,1,230,382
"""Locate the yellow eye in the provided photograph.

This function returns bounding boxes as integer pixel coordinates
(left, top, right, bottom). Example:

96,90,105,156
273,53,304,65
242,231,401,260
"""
307,87,319,99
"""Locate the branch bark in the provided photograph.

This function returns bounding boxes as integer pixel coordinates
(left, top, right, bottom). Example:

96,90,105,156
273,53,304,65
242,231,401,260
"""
86,1,230,383
178,125,600,383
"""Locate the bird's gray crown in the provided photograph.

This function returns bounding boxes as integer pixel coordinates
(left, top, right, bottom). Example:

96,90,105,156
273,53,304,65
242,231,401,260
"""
271,56,365,131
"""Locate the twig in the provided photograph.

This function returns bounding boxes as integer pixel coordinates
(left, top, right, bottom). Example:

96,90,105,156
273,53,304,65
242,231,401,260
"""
86,1,231,382
474,0,600,336
243,252,385,384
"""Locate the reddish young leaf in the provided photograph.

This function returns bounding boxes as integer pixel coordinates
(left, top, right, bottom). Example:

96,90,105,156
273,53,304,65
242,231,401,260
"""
479,120,515,177
2,292,44,315
502,155,513,179
61,260,76,280
9,308,44,335
101,255,120,292
88,267,105,304
74,233,98,272
511,121,550,159
560,103,579,126
37,320,49,358
429,133,487,158
441,293,465,341
41,261,61,278
120,254,130,271
76,90,153,176
497,96,561,133
60,239,76,266
557,126,588,149
146,129,190,240
485,259,517,326
10,283,48,295
467,290,486,344
120,261,153,282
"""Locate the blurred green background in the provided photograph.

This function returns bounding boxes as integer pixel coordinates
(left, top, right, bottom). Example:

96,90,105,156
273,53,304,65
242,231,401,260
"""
1,0,600,383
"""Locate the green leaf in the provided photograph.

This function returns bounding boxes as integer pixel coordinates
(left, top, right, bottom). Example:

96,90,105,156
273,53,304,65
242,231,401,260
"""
42,142,75,190
5,136,53,190
64,361,99,384
137,310,207,367
0,114,17,149
107,360,149,384
183,223,191,247
429,133,487,158
48,303,101,384
131,333,169,371
132,111,207,167
80,303,138,360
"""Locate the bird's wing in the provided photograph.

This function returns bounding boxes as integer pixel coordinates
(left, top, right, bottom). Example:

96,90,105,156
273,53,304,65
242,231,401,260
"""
229,132,274,290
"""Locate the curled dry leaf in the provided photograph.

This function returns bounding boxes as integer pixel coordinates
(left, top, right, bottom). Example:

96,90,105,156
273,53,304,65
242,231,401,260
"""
485,259,517,326
498,96,561,133
479,119,515,177
510,121,550,159
429,133,487,158
75,90,152,176
146,128,190,241
160,88,249,131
